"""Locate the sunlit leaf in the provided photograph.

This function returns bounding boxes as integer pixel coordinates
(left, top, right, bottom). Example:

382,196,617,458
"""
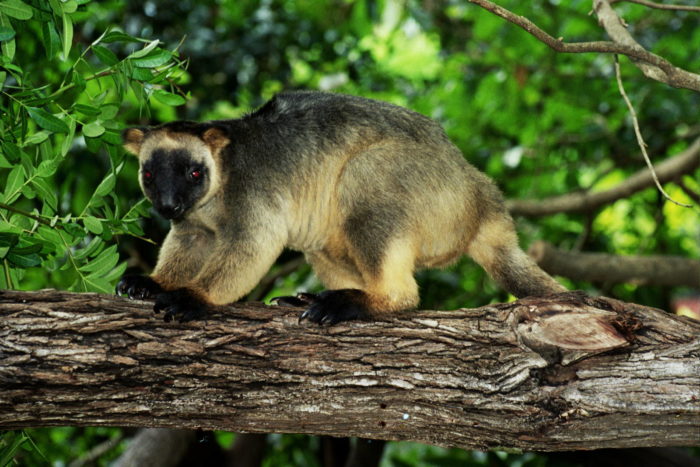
127,39,159,58
152,89,186,106
0,0,33,20
83,121,105,137
83,216,104,234
61,13,72,59
131,49,171,68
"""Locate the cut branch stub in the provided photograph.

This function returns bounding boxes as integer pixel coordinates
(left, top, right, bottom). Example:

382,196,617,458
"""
509,295,637,365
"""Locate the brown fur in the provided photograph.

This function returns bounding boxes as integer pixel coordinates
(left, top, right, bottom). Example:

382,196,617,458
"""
123,91,565,316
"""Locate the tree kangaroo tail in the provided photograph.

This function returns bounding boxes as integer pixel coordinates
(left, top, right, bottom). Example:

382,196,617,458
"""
466,215,566,298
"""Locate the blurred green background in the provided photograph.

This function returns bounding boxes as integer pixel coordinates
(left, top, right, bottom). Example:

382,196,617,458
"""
1,0,698,465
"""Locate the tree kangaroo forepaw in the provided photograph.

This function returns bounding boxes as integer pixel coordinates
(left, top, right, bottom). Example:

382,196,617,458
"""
116,274,163,300
270,292,319,308
154,289,209,323
297,289,371,325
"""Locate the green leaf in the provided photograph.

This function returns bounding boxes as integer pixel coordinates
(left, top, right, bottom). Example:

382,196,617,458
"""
84,276,114,294
131,49,171,68
127,39,159,58
36,158,59,177
61,12,73,59
31,178,58,210
61,118,76,156
7,251,41,267
2,165,24,203
102,260,127,282
72,236,102,261
11,242,42,255
100,130,121,145
82,216,103,234
26,107,69,133
99,103,119,119
79,244,118,274
93,45,118,66
0,150,11,168
41,21,60,59
0,0,33,20
102,31,140,43
48,0,61,14
61,0,78,13
94,173,116,196
22,130,50,146
74,103,101,116
83,121,105,137
0,14,15,61
152,89,186,106
131,67,153,81
0,26,14,41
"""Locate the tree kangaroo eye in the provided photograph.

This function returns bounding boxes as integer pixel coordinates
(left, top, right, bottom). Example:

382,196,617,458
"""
190,169,203,181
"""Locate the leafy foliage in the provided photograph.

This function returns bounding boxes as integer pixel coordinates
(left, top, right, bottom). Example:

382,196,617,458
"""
0,0,186,293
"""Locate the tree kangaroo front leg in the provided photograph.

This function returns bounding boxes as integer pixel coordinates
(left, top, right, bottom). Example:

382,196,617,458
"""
154,230,286,322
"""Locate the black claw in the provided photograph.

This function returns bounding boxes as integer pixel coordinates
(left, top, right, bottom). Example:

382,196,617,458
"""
271,293,319,308
116,274,162,300
155,288,208,323
296,289,371,325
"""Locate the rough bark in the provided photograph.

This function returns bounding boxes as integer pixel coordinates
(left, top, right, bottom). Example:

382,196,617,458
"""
112,428,195,467
0,289,698,452
529,241,700,288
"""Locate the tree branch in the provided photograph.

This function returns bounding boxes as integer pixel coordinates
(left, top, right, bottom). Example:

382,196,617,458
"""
1,290,699,451
465,0,700,91
529,241,700,287
506,136,700,216
593,0,700,91
611,0,700,13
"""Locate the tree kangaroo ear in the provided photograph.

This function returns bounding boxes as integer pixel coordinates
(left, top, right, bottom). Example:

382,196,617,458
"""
202,127,230,151
122,127,148,155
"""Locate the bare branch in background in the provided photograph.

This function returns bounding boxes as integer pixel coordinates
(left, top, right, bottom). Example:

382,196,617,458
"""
529,241,700,288
506,137,700,216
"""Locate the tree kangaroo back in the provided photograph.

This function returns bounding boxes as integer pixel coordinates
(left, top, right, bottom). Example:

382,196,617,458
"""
118,90,565,323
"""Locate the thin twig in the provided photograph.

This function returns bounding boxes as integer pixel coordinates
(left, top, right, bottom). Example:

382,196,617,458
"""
611,0,700,12
613,55,692,208
676,178,700,204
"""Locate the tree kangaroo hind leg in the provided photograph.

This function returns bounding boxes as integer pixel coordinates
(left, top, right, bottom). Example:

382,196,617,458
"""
299,238,420,325
466,215,566,298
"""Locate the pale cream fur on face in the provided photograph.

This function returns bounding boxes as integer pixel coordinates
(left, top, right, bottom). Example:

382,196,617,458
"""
136,130,225,210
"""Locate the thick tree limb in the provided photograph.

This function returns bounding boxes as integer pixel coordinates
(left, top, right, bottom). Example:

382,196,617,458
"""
0,289,698,451
465,0,700,91
529,241,700,288
506,136,700,216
